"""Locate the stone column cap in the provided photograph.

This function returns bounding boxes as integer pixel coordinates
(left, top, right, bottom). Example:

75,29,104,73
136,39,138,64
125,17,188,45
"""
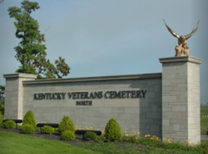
159,56,202,64
4,73,37,79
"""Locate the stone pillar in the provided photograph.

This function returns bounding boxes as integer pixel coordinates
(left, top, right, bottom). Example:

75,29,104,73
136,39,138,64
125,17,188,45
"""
159,56,202,145
3,73,37,119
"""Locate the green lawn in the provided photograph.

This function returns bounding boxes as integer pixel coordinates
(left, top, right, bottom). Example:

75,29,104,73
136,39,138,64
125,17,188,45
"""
0,131,101,154
1,130,207,154
201,106,208,135
0,106,207,153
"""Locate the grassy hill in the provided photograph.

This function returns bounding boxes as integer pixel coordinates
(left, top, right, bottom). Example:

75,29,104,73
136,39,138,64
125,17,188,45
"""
0,130,102,154
201,106,208,135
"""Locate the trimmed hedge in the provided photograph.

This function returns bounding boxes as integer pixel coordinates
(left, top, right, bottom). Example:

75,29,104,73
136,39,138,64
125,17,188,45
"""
105,118,122,141
83,132,98,141
23,110,36,127
21,124,35,134
58,116,75,133
61,130,75,141
41,125,54,135
4,120,16,129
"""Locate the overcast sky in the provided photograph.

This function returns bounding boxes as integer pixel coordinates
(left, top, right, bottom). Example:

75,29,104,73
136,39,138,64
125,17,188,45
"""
0,0,207,103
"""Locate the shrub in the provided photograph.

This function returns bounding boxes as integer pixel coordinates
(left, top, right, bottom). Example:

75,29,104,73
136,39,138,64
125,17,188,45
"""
58,116,75,133
83,132,98,141
21,124,35,134
0,102,4,115
4,120,16,129
0,111,3,125
105,118,122,141
41,125,54,135
61,130,75,141
23,110,36,127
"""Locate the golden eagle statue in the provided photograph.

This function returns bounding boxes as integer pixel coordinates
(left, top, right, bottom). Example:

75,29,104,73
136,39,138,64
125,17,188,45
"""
163,19,199,57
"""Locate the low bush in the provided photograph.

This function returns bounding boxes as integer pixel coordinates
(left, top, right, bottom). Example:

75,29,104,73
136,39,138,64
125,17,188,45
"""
97,134,106,142
58,116,75,133
4,120,16,129
23,110,36,127
105,118,122,141
83,132,98,141
61,130,75,141
21,124,35,134
41,125,54,135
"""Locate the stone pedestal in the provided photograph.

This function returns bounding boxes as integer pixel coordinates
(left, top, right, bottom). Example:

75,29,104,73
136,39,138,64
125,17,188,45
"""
159,56,202,145
3,73,37,119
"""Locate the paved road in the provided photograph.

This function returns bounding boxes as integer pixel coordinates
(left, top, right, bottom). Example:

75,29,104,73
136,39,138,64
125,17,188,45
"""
201,135,208,140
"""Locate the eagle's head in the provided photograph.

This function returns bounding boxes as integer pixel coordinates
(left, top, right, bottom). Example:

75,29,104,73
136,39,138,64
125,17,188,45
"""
178,36,187,44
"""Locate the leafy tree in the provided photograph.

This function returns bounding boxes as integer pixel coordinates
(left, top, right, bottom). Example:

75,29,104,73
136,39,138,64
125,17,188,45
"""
0,85,5,115
8,0,70,79
0,85,4,100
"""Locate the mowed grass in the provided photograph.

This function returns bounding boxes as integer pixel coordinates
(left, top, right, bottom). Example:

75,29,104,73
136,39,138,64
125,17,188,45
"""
0,106,208,154
1,130,207,154
0,131,101,154
201,106,208,135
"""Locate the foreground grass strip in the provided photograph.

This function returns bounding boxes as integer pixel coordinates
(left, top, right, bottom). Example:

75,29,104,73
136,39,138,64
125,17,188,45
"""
201,106,208,135
78,141,205,154
0,130,102,154
0,130,207,154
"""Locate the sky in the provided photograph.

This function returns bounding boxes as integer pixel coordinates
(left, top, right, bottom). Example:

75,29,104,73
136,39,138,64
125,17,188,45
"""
0,0,207,104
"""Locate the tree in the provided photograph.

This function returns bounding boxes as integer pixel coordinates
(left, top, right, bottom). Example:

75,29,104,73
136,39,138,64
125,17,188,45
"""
0,85,5,115
0,85,4,100
8,0,70,79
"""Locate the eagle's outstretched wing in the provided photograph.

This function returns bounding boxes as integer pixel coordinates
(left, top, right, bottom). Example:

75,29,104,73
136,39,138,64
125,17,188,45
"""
184,21,199,40
163,19,180,38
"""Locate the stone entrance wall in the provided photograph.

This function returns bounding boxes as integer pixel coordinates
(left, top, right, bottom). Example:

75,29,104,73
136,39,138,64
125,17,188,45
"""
4,56,202,144
23,73,162,136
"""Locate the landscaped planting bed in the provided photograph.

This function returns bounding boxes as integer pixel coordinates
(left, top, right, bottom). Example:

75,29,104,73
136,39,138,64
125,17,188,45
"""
1,126,208,154
1,111,207,154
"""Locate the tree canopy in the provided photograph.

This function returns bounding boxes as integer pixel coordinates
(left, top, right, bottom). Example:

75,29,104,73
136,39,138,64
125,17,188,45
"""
8,0,70,79
0,85,4,100
0,85,5,115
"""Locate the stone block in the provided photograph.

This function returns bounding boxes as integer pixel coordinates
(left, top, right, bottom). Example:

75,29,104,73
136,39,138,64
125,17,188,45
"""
163,119,170,126
171,104,186,112
163,96,177,102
